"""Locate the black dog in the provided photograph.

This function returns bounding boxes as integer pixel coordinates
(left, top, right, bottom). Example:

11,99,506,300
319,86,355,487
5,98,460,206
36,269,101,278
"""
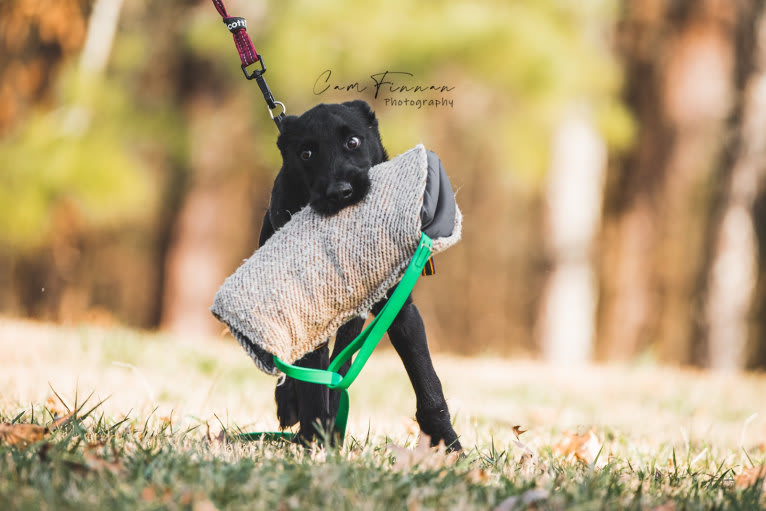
257,100,461,450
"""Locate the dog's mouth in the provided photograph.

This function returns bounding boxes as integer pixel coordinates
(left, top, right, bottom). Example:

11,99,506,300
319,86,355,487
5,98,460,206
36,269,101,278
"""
310,173,371,217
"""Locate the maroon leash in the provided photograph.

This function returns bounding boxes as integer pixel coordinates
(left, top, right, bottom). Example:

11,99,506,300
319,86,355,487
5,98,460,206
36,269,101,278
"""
211,0,286,131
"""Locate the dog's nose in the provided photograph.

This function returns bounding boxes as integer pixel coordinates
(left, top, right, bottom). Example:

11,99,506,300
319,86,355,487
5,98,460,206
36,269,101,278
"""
327,182,354,201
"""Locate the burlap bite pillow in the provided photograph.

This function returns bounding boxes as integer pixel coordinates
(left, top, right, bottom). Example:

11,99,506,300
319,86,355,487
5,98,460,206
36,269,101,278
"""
210,144,462,375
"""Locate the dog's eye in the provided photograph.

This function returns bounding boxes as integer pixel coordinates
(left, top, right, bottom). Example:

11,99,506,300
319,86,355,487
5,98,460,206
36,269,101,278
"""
345,136,361,150
300,149,312,161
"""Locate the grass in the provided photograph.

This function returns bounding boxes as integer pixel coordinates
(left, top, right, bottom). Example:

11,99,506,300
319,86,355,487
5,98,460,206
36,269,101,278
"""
1,317,766,510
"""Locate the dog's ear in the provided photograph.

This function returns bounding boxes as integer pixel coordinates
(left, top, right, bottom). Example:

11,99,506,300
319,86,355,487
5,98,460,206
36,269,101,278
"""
342,100,378,127
276,115,299,153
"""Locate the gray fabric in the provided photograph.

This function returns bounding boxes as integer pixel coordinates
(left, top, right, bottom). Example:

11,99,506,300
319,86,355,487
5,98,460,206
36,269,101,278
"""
210,145,462,375
421,150,457,239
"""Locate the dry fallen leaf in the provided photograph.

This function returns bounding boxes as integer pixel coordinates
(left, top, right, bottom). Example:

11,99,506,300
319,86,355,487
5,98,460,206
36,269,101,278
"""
512,425,528,440
552,430,603,466
141,487,157,502
45,395,69,417
0,423,46,446
735,466,766,490
386,433,460,471
465,468,492,484
0,410,75,447
48,411,76,432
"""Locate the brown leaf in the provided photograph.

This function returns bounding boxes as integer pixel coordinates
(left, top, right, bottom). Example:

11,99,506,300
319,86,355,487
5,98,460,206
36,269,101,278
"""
512,425,527,440
0,406,81,448
0,423,46,446
45,396,69,417
552,430,603,466
141,487,157,502
465,468,491,484
735,466,766,490
47,411,75,433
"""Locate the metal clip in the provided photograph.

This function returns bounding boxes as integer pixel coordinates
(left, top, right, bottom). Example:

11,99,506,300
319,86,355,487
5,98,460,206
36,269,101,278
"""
268,101,286,120
241,55,287,131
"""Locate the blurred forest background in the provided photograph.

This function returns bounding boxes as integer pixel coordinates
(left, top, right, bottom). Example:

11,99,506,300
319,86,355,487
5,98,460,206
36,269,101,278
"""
2,0,766,370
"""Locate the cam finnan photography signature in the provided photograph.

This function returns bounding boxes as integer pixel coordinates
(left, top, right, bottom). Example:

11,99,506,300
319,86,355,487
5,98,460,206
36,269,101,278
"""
313,70,455,104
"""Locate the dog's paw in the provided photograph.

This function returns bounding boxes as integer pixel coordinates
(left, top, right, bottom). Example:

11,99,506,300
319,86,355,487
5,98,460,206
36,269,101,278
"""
416,407,462,452
275,376,299,428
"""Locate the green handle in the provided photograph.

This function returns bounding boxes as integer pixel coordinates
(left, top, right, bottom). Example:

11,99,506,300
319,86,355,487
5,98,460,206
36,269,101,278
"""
273,357,344,387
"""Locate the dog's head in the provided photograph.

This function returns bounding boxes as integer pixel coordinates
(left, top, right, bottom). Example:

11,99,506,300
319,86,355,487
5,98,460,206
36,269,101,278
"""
276,100,388,216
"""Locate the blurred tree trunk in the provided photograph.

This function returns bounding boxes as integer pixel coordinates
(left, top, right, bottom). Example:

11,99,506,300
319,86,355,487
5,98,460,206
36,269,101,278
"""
153,9,270,338
751,184,766,368
702,4,766,369
539,109,606,364
160,91,262,338
599,0,739,364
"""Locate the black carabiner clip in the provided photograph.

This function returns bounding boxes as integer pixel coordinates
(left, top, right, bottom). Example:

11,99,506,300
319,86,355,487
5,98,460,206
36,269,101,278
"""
242,56,286,130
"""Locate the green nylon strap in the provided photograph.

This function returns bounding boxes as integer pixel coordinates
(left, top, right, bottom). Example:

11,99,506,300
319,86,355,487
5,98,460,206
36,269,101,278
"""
334,388,350,439
265,232,434,443
273,357,343,387
326,233,434,388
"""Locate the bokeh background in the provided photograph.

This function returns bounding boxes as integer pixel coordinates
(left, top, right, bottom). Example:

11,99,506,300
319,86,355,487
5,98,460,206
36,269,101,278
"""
2,0,765,370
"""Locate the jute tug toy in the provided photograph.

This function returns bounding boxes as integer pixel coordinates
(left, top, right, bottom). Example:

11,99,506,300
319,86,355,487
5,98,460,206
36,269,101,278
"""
208,0,462,444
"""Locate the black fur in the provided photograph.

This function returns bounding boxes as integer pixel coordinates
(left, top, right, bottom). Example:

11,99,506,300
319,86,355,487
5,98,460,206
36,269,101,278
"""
259,100,461,450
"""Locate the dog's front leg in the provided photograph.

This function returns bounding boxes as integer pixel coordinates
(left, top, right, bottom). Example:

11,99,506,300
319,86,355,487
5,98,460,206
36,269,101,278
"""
274,345,331,443
380,299,462,451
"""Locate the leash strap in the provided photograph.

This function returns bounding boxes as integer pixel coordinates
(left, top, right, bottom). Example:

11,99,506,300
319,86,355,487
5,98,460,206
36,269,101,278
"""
210,0,286,130
211,0,259,67
241,233,434,444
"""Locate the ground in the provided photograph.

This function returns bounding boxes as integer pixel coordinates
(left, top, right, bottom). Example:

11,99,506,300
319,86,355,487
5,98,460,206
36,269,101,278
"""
1,317,765,510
